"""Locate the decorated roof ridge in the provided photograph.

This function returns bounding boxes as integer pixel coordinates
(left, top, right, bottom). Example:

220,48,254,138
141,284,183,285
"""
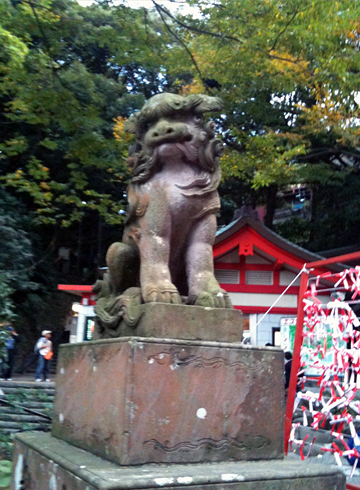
215,216,344,272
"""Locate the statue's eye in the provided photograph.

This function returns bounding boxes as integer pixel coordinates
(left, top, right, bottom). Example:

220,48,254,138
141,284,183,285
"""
194,115,204,124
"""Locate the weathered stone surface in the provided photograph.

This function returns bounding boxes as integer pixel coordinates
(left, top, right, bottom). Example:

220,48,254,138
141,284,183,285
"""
11,432,346,490
95,93,233,339
93,303,243,342
52,338,283,465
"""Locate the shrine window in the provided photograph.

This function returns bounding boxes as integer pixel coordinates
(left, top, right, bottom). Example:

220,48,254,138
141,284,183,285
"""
214,269,240,284
245,270,273,285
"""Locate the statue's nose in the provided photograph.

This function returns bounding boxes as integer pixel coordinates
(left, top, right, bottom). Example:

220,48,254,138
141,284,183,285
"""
147,121,192,146
152,125,175,138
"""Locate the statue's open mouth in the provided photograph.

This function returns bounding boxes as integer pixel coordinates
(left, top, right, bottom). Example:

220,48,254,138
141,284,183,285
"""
156,140,199,163
176,142,198,162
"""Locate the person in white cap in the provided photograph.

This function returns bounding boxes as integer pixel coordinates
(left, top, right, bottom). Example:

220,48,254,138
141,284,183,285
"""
35,330,53,382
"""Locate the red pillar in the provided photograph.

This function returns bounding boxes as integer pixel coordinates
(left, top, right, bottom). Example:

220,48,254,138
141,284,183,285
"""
284,268,309,454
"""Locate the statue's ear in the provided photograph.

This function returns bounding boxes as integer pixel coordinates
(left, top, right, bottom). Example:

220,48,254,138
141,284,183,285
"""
188,94,224,114
124,114,138,134
129,142,142,156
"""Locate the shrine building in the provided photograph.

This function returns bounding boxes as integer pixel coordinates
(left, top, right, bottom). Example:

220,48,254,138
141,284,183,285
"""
213,215,339,346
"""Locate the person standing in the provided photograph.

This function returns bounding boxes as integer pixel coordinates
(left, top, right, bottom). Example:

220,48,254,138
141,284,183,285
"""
35,330,53,382
284,351,293,391
3,326,20,381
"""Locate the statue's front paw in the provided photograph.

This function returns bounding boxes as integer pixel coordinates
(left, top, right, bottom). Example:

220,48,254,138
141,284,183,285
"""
191,289,232,309
143,283,182,305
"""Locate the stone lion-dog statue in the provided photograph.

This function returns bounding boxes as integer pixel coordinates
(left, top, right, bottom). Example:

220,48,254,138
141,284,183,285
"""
94,93,232,338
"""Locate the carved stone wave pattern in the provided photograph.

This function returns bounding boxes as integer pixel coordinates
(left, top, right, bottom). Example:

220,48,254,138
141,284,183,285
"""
148,352,263,372
143,435,269,453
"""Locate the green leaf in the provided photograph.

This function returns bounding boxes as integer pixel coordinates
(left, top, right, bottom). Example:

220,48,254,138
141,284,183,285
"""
0,460,12,488
39,138,58,150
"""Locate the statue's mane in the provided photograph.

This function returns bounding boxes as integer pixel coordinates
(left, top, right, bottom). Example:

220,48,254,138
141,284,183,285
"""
125,93,224,186
125,93,223,138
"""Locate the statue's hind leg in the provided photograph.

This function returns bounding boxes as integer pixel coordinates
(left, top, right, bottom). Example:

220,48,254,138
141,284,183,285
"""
106,242,140,295
93,242,140,339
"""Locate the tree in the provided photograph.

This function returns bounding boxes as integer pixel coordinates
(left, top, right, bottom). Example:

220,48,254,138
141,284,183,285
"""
275,171,360,252
0,0,170,228
0,0,186,292
0,188,36,322
2,0,360,266
152,0,360,232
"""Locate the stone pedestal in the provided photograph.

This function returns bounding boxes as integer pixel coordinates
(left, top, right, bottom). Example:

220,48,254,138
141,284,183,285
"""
11,432,345,490
11,304,346,489
52,337,283,465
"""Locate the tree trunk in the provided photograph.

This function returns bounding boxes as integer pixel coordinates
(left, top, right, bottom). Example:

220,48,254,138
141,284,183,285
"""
76,219,83,275
264,184,278,229
309,185,318,243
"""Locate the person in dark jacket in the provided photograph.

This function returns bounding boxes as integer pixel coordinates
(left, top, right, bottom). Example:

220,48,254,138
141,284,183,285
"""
3,326,20,380
347,430,360,468
284,351,292,390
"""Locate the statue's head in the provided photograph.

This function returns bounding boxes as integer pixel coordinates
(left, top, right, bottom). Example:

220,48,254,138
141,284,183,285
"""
125,93,224,184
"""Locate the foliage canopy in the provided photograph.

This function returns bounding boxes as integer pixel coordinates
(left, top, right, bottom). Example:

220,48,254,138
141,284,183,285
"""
1,0,360,327
0,0,171,226
156,0,360,184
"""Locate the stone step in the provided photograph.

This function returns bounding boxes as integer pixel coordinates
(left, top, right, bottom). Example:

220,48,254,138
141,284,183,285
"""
0,380,55,390
0,413,50,423
293,408,360,434
295,425,350,446
0,420,49,430
0,406,23,414
13,432,347,490
22,401,53,408
0,403,53,413
291,422,352,462
1,428,21,434
291,441,326,458
25,365,57,374
0,386,54,397
0,380,54,434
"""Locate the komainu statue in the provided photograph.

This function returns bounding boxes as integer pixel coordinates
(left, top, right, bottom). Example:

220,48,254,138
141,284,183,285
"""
94,93,232,338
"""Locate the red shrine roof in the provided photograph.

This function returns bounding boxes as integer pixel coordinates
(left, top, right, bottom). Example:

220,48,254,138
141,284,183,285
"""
214,216,343,275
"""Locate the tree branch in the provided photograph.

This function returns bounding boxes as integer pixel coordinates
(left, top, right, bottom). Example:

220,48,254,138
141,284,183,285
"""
294,147,360,165
269,7,299,52
152,1,244,44
153,2,208,91
28,0,51,53
143,7,149,44
152,1,313,74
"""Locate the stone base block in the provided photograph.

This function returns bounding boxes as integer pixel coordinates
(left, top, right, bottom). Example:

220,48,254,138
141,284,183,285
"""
11,432,346,490
96,303,244,343
53,337,284,465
